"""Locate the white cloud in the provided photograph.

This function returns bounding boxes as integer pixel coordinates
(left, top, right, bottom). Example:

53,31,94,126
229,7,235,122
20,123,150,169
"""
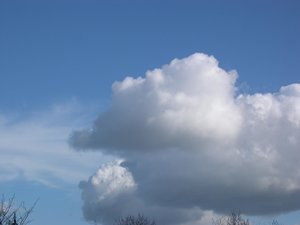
0,100,112,186
71,53,242,152
71,53,300,224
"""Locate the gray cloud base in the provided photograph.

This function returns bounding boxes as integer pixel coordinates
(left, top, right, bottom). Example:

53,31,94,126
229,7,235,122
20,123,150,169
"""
71,53,300,225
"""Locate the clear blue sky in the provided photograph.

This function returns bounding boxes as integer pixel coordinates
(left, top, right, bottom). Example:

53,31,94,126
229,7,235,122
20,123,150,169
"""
0,1,300,225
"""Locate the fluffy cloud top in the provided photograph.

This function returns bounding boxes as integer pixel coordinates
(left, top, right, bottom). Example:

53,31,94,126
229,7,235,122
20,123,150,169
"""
71,53,241,152
71,53,300,225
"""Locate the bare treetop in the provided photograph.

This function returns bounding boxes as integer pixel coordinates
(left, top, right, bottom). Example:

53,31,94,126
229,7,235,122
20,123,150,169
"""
114,214,156,225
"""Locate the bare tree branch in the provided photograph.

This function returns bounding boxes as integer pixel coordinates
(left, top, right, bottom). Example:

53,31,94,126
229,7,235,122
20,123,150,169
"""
0,195,36,225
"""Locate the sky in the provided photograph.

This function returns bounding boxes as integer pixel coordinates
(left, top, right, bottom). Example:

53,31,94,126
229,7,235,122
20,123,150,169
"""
0,1,300,225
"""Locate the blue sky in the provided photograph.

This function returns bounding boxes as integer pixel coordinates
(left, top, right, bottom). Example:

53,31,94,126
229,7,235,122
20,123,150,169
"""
0,1,300,225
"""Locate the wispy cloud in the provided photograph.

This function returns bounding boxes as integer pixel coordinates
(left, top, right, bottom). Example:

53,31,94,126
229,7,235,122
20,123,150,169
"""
71,53,300,224
0,100,112,187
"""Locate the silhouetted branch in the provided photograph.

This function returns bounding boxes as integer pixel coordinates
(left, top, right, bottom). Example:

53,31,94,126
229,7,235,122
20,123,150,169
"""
0,195,36,225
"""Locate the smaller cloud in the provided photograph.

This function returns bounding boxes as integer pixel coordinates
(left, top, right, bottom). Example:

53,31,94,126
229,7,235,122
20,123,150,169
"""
79,161,206,225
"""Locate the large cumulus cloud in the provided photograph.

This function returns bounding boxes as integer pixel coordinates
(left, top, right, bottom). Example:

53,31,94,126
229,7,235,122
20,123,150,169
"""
70,53,300,224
